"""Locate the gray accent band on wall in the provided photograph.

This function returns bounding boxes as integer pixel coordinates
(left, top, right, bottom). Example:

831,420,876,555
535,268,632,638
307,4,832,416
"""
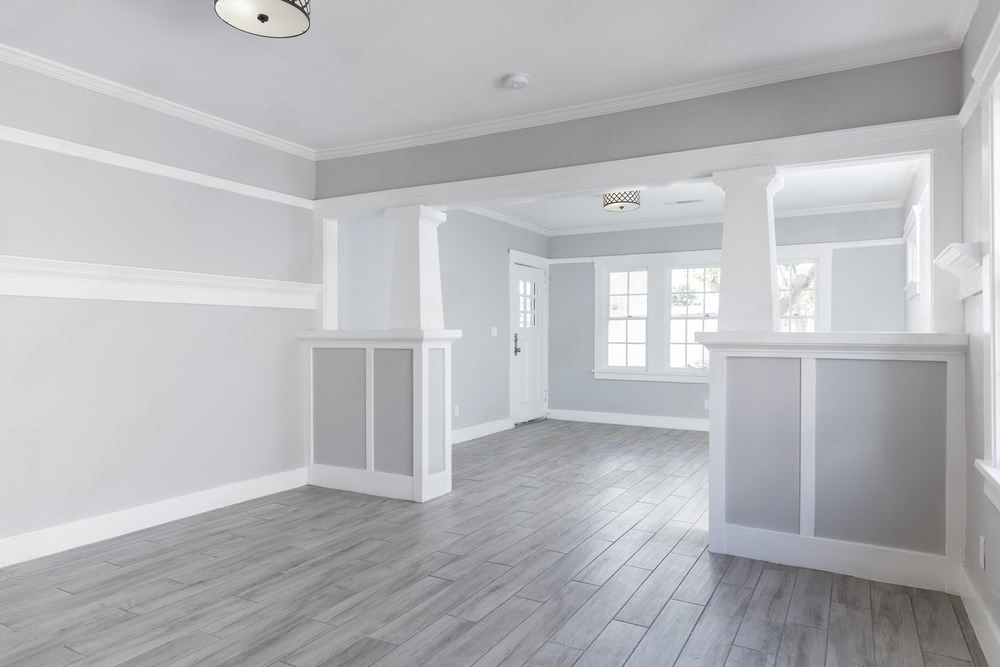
725,356,802,534
428,348,447,475
815,358,946,554
312,349,367,470
373,349,414,476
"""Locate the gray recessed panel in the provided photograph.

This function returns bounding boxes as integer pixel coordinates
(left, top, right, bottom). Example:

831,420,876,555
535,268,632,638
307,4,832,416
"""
312,348,366,470
374,349,414,476
428,348,446,474
726,356,801,534
815,359,946,554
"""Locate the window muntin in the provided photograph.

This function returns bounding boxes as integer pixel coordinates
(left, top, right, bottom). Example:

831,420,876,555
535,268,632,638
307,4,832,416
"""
669,267,720,370
607,270,647,367
777,262,817,332
518,279,537,328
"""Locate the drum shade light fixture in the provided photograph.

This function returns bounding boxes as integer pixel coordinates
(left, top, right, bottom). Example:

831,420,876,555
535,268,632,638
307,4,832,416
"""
603,191,641,212
215,0,310,38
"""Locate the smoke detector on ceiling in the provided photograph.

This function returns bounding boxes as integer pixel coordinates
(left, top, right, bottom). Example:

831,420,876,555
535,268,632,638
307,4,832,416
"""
502,73,530,90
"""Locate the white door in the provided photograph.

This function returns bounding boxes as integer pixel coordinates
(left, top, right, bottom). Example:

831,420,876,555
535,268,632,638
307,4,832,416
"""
510,262,547,424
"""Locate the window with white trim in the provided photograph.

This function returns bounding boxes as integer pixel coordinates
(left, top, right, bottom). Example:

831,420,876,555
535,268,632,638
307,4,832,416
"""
669,266,720,369
607,270,647,367
777,261,817,332
593,247,833,383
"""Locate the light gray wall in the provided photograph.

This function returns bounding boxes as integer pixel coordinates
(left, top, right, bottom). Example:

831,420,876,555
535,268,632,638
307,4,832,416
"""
815,359,947,554
317,52,960,198
0,298,309,539
313,349,367,470
373,349,414,476
548,262,708,420
726,358,801,534
0,124,315,541
439,210,549,430
832,245,905,331
963,0,1000,97
547,208,903,259
961,105,1000,622
0,61,314,199
0,141,313,281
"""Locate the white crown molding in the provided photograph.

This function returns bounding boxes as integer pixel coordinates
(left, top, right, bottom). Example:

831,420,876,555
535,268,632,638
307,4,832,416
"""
315,34,961,160
946,0,981,45
466,207,551,236
0,123,314,210
962,1,1000,126
0,44,316,161
0,255,322,310
0,467,308,568
476,200,903,238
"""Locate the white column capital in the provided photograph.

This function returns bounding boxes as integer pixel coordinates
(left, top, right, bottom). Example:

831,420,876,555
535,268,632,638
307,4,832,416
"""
384,205,447,228
713,165,784,197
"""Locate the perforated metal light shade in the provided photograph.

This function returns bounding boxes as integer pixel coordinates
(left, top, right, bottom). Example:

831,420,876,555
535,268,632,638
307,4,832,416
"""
603,190,641,212
215,0,310,38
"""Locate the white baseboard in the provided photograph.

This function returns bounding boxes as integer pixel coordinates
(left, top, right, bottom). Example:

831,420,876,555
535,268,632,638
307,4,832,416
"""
722,524,954,593
0,467,308,568
962,565,1000,666
309,464,413,501
452,418,515,444
547,409,709,432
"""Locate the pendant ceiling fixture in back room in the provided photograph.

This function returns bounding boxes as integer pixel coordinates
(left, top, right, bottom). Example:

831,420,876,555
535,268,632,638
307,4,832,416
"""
215,0,310,38
603,191,641,212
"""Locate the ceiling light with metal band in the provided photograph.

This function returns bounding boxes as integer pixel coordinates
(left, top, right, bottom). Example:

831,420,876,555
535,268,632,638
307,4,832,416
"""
603,190,641,212
215,0,310,38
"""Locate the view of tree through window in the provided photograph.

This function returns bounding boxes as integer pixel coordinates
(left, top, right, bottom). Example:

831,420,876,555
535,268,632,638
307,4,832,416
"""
670,267,720,369
778,262,817,332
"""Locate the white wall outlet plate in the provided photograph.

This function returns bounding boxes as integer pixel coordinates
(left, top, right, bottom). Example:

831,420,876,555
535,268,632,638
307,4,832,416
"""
454,404,460,417
491,327,497,337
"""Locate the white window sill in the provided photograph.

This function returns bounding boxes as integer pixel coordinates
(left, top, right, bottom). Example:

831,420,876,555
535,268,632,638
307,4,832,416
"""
975,459,1000,513
593,370,710,384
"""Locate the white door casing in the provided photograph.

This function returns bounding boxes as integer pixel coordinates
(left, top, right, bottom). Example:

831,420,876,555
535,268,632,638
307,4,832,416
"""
510,251,548,424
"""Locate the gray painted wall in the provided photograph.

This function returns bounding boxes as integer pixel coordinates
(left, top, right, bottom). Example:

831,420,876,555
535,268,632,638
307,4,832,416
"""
961,104,1000,624
0,62,314,199
815,359,947,554
726,357,801,533
373,349,414,476
831,245,906,331
548,262,708,420
0,298,309,539
316,52,960,198
439,210,549,430
963,0,1000,97
0,124,314,541
0,141,314,282
313,349,367,470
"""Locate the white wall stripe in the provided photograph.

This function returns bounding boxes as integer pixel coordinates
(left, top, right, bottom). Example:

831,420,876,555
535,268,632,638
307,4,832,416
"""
547,409,709,432
0,255,321,310
0,124,314,210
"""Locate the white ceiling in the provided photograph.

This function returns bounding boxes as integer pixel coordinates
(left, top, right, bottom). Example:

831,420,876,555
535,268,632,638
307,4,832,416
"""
471,157,923,235
0,1,975,157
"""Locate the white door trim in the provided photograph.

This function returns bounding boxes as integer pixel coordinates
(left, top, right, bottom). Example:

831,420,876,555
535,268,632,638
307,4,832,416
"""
509,250,550,424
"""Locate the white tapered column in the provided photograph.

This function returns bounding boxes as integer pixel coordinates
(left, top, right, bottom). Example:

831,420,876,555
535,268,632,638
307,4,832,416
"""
387,205,446,331
713,166,784,331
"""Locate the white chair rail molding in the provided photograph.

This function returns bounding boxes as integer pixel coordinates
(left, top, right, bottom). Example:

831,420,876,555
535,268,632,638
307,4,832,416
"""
697,331,968,593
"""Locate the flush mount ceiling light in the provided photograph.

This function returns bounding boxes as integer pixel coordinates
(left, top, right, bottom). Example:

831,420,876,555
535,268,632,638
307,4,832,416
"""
603,191,641,212
215,0,310,38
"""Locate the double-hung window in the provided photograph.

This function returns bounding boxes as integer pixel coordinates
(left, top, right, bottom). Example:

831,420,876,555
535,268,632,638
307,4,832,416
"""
607,270,647,367
669,266,720,370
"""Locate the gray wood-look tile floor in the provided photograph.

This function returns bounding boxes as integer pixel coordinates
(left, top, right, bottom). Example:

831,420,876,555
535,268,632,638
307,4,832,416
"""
0,420,987,666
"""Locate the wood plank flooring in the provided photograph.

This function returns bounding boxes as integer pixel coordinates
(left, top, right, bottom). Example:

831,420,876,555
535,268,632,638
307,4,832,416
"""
0,420,986,666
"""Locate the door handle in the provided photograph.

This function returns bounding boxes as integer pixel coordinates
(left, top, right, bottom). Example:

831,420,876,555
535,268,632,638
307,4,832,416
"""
514,333,521,356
